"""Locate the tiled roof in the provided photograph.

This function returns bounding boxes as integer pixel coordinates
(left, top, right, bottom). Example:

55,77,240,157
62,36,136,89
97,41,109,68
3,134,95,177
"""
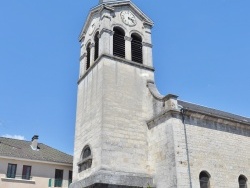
0,137,73,165
178,100,250,124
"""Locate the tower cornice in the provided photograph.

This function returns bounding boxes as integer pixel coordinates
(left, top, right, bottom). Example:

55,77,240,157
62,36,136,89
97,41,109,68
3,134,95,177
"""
79,1,154,42
77,53,154,85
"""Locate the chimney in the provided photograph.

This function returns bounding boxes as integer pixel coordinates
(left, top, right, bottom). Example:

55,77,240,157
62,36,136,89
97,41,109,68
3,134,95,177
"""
31,135,39,150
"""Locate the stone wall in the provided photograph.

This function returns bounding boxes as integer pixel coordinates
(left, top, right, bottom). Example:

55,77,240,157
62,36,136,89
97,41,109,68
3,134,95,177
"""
73,55,155,187
147,96,250,188
101,57,154,174
184,112,250,188
73,61,104,181
148,115,178,188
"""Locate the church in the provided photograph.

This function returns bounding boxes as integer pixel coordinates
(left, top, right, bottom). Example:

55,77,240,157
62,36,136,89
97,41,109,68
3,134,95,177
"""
70,0,250,187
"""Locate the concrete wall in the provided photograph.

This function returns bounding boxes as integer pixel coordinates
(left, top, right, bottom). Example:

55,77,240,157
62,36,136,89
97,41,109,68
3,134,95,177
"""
0,158,72,188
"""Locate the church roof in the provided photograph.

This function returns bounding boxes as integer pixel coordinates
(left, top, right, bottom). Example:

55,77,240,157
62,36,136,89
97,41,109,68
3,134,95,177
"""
0,137,73,165
179,100,250,124
79,0,153,41
99,0,130,3
147,81,250,125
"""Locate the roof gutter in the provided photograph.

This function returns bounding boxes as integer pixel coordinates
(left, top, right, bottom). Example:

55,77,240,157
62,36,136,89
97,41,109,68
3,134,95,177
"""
0,156,73,167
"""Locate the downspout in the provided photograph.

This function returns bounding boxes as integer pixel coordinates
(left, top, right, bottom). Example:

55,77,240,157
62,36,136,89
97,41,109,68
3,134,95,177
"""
180,107,193,188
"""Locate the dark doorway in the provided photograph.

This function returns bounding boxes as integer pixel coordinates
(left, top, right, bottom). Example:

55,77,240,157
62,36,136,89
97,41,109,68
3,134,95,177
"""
22,165,32,180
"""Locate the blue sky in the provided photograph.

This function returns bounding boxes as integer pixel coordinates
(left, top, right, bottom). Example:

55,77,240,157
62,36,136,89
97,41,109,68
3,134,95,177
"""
0,0,249,155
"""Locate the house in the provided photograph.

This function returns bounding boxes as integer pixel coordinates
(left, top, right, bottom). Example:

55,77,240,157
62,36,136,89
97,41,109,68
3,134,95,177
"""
70,0,250,187
0,135,73,188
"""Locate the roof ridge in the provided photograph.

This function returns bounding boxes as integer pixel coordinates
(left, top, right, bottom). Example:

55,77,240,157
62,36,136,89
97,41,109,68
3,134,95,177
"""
39,143,72,157
0,137,32,143
178,100,250,121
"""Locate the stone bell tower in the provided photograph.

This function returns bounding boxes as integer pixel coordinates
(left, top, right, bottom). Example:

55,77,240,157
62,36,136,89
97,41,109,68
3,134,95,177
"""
71,0,154,187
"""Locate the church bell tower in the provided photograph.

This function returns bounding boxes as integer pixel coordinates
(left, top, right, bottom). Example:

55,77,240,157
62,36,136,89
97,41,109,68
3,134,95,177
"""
71,0,154,187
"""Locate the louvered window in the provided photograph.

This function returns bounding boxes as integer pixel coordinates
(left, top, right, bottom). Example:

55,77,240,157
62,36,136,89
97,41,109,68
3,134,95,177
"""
199,171,210,188
113,27,125,58
94,32,99,61
78,146,92,172
239,175,247,188
131,33,142,64
86,43,91,70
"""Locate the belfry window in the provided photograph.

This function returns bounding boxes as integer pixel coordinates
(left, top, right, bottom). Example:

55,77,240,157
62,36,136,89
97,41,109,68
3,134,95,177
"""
77,146,92,172
94,32,99,61
131,33,142,64
239,175,247,188
113,27,125,58
199,171,210,188
86,43,91,70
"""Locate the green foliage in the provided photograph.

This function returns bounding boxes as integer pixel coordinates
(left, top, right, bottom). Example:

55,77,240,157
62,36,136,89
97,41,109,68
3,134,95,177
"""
147,183,152,188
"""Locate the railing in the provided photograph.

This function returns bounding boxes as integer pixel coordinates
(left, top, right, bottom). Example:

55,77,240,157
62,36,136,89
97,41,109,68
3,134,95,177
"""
6,174,32,180
48,179,71,188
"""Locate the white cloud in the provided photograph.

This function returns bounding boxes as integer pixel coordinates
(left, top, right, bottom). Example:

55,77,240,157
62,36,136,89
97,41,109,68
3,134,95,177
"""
2,134,25,140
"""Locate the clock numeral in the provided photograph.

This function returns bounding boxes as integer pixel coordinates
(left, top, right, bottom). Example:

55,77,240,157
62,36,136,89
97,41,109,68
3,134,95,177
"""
121,11,136,26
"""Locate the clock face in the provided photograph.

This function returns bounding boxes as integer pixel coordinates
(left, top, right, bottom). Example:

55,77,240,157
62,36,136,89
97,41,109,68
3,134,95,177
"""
120,11,137,26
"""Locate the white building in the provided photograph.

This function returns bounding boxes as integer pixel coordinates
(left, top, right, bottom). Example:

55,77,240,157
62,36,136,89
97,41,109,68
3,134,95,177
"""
71,0,250,187
0,135,73,188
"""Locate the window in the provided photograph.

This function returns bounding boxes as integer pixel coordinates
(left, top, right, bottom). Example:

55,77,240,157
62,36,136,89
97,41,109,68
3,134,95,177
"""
78,146,92,172
86,43,91,70
199,171,210,188
22,165,32,180
82,147,91,159
54,169,63,187
94,32,99,61
113,27,125,58
131,33,143,64
7,163,17,178
239,175,247,188
68,170,72,186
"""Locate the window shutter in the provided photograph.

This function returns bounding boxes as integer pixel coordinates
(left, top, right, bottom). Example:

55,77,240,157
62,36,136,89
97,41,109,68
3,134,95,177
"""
113,27,125,58
131,33,143,64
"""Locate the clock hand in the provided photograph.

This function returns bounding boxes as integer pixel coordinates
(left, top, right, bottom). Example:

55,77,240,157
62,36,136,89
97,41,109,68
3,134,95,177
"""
128,17,135,23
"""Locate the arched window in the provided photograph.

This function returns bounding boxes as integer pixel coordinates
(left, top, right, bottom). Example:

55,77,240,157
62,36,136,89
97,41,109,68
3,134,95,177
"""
82,147,91,159
77,146,92,172
239,175,247,188
94,32,99,61
199,171,210,188
113,27,125,58
131,33,143,64
86,43,91,70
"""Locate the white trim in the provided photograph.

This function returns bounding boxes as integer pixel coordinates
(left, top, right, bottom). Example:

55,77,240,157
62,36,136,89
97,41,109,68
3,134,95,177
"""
1,177,36,183
0,156,72,167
